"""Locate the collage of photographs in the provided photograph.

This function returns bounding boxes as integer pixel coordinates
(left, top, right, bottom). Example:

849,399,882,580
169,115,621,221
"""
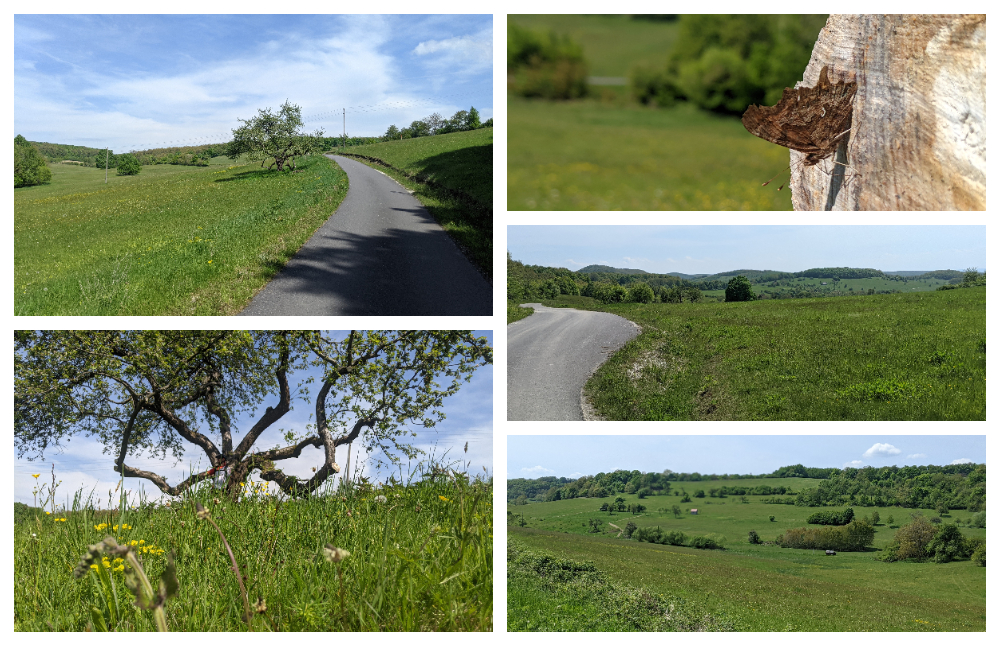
11,12,987,635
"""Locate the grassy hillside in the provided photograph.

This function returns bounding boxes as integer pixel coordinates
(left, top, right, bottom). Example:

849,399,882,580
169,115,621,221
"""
509,491,986,631
15,155,348,315
508,98,793,211
532,287,985,420
331,128,492,279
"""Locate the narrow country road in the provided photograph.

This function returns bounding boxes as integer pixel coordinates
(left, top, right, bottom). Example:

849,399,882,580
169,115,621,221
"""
507,304,640,421
239,154,490,316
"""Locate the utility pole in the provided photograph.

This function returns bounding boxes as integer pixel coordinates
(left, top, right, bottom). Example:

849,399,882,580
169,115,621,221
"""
343,108,346,148
105,148,109,183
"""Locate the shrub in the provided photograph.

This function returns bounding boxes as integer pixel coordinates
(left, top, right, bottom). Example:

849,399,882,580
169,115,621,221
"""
778,519,875,552
14,135,52,187
628,282,655,304
748,530,761,544
769,515,775,522
970,512,986,528
724,275,756,302
971,544,985,567
881,516,937,561
116,153,142,176
507,24,588,100
689,536,723,550
807,507,854,526
623,520,637,539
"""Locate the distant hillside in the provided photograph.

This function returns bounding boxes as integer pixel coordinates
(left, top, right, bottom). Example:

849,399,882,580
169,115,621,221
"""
28,140,107,165
577,264,649,275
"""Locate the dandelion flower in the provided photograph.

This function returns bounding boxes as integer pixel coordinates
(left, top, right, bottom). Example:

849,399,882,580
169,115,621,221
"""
31,474,40,479
439,496,450,502
374,495,387,503
323,544,350,563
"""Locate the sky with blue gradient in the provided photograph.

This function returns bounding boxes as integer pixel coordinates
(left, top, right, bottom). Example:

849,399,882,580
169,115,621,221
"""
508,435,986,480
14,331,493,508
14,14,493,152
507,225,986,275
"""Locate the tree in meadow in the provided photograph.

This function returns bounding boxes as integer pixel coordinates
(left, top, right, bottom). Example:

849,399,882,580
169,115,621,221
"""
15,331,492,501
226,100,324,171
14,135,53,187
724,275,756,302
464,106,482,130
116,153,142,176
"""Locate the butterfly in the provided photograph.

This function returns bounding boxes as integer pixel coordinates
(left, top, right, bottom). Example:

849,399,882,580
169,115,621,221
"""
742,66,857,168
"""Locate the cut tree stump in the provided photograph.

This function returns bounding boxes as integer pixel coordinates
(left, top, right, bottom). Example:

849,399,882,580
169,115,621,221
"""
790,14,985,211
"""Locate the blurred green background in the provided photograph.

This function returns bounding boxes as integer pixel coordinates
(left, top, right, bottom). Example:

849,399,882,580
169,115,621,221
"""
507,15,828,211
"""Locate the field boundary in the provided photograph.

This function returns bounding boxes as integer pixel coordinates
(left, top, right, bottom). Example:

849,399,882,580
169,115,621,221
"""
335,152,491,217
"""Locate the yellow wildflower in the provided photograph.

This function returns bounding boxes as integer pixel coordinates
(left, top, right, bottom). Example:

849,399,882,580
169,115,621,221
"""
31,474,40,479
439,496,450,502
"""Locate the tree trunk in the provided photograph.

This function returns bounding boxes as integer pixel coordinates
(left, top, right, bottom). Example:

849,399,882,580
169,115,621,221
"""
790,14,985,210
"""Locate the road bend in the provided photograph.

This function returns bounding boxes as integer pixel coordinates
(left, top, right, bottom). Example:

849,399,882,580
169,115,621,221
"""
507,303,640,420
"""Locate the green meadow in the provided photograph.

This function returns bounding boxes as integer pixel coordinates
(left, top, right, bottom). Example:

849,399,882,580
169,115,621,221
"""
533,287,985,420
508,487,986,631
15,469,492,631
508,99,792,211
15,154,348,315
331,128,493,279
700,275,953,300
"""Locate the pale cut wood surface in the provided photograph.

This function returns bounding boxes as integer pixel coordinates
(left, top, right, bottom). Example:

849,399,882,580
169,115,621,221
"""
790,14,985,211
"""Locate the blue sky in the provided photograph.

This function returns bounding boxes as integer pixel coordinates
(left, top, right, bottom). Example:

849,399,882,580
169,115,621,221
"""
508,436,986,480
507,225,986,275
14,14,492,151
14,331,493,508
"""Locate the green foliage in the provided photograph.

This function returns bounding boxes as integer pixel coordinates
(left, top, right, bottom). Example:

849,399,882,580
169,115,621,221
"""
627,281,654,303
15,331,491,499
14,135,53,187
778,519,874,552
507,24,588,99
724,275,756,302
971,543,985,567
688,536,724,550
14,502,45,524
970,512,986,528
806,507,854,526
508,301,534,324
870,510,880,525
768,515,775,522
747,529,761,544
115,153,141,176
227,100,324,172
836,378,920,403
927,524,966,563
623,520,637,539
14,155,349,315
881,516,938,561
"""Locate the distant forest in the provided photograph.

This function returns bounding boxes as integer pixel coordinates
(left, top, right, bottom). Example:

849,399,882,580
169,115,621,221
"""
508,463,985,512
508,253,970,304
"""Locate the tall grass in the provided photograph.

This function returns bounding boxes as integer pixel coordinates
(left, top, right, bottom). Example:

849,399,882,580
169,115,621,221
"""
15,154,348,315
14,461,492,631
569,287,986,420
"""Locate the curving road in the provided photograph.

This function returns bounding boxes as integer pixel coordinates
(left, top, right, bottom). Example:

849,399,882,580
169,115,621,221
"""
507,304,640,420
239,154,490,316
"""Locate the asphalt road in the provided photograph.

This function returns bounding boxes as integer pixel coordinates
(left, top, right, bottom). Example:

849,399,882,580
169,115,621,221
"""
239,154,490,316
507,304,640,421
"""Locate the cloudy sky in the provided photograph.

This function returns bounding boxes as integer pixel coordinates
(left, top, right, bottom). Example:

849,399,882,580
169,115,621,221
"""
14,14,493,152
507,225,987,275
14,331,493,508
507,435,986,480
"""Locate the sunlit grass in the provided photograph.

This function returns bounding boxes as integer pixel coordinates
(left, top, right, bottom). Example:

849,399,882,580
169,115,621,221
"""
14,465,492,631
15,154,348,315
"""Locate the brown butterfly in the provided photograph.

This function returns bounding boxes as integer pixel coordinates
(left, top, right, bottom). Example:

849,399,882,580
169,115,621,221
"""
742,66,857,167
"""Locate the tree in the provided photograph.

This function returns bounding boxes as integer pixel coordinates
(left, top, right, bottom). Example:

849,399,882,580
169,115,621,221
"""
725,275,756,302
15,331,491,500
628,282,654,303
624,520,637,539
449,110,469,131
14,135,52,187
748,529,761,544
465,106,482,130
384,124,400,140
422,113,445,135
116,153,142,176
226,100,324,172
870,510,880,526
885,516,937,561
672,505,682,518
927,524,965,563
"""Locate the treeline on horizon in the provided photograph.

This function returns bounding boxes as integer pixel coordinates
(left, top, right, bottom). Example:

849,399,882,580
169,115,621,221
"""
508,253,972,305
508,462,986,512
25,106,494,170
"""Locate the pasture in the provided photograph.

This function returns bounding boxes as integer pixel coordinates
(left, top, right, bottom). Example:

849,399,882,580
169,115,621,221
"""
699,274,954,300
508,489,986,631
14,468,492,631
331,129,493,279
545,287,986,420
14,154,348,315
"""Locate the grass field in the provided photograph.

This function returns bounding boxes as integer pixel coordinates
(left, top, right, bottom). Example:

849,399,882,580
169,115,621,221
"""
14,154,348,315
14,468,492,631
331,129,493,280
531,287,986,420
508,489,986,631
508,98,793,211
509,14,680,78
700,275,954,300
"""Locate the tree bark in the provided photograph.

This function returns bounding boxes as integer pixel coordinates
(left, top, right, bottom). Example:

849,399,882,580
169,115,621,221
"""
790,14,985,210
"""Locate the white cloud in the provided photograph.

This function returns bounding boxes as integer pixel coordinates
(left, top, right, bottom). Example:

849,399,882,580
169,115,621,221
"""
413,28,492,76
951,458,974,465
622,257,650,265
862,443,902,459
520,465,554,476
844,460,865,468
566,472,585,479
906,453,927,459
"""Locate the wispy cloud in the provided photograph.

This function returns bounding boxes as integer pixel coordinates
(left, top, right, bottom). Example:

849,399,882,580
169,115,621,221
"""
844,460,865,468
906,453,927,459
951,458,974,465
520,465,554,476
862,443,901,459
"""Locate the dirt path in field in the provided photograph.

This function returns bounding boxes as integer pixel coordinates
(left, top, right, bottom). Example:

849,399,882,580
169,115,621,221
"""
608,522,622,537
